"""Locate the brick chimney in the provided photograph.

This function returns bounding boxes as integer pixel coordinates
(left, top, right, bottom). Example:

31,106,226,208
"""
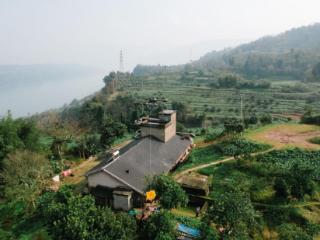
135,110,177,142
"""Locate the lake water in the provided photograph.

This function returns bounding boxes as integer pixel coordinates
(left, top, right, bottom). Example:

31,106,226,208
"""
0,73,104,118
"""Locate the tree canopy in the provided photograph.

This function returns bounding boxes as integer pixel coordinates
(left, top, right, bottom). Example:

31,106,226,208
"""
38,186,137,240
1,150,53,210
140,210,176,240
206,186,257,239
149,174,188,209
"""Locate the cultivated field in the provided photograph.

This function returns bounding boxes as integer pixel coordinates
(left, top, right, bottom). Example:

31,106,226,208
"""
124,76,320,121
245,123,320,149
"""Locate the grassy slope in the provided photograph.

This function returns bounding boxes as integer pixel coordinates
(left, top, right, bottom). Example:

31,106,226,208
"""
60,134,134,192
175,145,223,172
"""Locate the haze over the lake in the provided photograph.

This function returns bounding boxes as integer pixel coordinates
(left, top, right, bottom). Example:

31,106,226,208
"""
1,0,320,117
1,0,320,70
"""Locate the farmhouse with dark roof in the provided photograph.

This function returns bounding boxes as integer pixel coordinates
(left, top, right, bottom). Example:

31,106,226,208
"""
86,110,193,210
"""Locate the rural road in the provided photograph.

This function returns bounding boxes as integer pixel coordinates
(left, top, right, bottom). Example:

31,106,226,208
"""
174,148,275,179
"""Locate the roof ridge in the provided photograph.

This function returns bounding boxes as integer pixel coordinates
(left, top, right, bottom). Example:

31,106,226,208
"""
103,168,144,195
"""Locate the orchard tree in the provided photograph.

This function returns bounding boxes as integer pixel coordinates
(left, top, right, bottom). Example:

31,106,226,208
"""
38,186,137,240
150,174,188,209
206,187,257,239
100,117,127,148
1,150,53,210
199,218,219,240
140,210,176,240
223,118,244,135
273,177,290,200
288,163,315,199
0,113,41,164
277,223,311,240
260,114,272,125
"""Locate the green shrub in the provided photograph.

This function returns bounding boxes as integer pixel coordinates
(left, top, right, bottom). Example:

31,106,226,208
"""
213,138,270,157
308,136,320,145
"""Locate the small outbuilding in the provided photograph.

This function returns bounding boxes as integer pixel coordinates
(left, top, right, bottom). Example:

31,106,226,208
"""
175,172,209,206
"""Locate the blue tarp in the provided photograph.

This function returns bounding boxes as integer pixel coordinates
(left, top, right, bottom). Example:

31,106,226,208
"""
177,223,201,238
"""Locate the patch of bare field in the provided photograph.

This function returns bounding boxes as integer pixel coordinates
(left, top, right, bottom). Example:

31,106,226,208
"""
246,124,320,150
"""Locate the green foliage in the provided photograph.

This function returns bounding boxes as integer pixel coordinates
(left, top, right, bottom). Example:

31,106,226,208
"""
206,186,257,239
0,150,53,210
0,113,41,163
100,117,127,147
80,97,105,131
103,71,116,85
244,115,258,127
107,95,146,130
176,122,186,132
223,118,244,134
172,101,188,123
256,148,320,180
203,126,224,142
150,174,188,209
217,75,239,88
77,134,103,158
177,145,223,171
199,223,218,240
302,113,320,125
259,114,272,125
273,177,289,199
288,163,315,199
307,62,320,82
38,186,137,240
140,210,176,240
0,201,51,240
174,216,201,229
213,138,270,157
308,136,320,145
277,223,312,240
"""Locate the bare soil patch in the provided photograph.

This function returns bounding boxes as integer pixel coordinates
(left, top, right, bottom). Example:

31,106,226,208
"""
246,124,320,150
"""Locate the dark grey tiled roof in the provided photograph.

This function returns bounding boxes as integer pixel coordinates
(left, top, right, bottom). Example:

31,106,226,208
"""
87,135,192,194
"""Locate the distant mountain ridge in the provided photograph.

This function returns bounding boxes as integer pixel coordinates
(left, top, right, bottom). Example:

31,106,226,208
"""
134,23,320,80
239,23,320,53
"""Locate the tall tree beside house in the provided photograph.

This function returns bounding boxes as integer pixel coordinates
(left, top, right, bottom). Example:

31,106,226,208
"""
38,186,137,240
150,174,188,209
0,150,53,211
100,117,127,148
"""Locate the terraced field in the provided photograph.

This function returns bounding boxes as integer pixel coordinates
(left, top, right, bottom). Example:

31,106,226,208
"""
123,76,320,121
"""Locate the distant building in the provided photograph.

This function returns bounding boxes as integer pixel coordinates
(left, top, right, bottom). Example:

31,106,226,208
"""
86,110,193,210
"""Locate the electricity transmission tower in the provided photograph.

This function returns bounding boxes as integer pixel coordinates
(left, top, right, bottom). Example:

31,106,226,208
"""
119,49,124,72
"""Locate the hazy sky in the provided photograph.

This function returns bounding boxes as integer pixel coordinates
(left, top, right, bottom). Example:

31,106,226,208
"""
1,0,320,71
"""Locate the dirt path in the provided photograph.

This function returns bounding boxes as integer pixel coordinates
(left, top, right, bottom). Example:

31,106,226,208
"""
253,201,320,208
174,149,274,179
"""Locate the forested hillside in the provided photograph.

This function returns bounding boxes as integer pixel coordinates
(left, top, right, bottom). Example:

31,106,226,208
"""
134,23,320,80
